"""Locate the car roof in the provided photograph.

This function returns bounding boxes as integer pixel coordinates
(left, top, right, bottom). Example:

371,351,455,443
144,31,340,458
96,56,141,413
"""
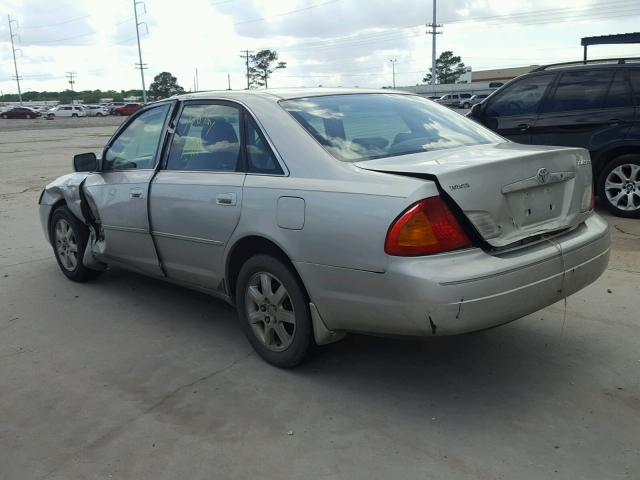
168,87,414,103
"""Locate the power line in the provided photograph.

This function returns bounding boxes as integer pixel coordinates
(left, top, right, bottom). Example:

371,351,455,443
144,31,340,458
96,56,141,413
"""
233,0,341,26
19,15,91,29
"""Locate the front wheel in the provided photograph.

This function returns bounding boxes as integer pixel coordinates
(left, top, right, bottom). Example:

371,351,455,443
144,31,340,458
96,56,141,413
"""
463,102,471,109
597,155,640,218
50,206,102,282
236,254,313,368
1,114,7,119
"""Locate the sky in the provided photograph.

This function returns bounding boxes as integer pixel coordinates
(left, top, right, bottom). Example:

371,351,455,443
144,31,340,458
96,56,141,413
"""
0,0,639,95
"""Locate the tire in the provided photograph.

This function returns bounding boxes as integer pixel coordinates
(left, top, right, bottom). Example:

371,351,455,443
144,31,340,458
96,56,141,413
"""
597,154,640,218
71,113,78,118
463,102,471,109
1,114,7,119
236,254,313,368
49,206,102,282
115,112,121,116
96,113,102,117
27,114,33,119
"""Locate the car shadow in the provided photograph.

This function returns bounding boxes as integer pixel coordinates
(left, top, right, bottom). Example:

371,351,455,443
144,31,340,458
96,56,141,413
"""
85,266,609,436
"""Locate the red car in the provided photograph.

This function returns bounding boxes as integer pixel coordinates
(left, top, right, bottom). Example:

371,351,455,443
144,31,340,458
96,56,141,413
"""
114,103,142,116
1,107,42,119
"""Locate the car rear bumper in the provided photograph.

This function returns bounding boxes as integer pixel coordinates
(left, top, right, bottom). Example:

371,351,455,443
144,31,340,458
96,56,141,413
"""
295,214,610,336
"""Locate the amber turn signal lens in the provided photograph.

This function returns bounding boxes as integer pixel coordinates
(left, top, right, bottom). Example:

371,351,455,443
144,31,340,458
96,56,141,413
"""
385,197,471,256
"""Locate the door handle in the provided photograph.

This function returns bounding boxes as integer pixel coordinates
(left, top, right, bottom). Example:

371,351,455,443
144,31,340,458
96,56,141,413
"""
216,193,237,206
517,123,531,131
130,188,144,199
608,118,624,126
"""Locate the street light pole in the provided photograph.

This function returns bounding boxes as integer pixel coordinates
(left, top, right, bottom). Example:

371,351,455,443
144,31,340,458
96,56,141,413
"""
133,0,148,103
7,15,22,104
389,58,397,88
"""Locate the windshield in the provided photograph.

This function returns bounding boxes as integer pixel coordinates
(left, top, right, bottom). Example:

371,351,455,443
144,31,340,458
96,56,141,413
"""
281,94,503,162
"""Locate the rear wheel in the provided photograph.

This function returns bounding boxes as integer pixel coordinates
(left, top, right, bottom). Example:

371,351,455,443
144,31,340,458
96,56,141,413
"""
96,112,102,117
1,114,7,119
597,155,640,218
27,114,33,119
236,254,313,368
463,102,471,109
71,113,78,118
50,206,102,282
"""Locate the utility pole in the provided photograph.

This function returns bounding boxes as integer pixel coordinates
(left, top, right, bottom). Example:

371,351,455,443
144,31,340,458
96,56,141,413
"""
65,72,76,91
133,0,148,103
195,68,199,91
7,15,23,104
426,0,442,85
240,50,253,89
65,72,77,103
227,73,231,90
389,58,397,88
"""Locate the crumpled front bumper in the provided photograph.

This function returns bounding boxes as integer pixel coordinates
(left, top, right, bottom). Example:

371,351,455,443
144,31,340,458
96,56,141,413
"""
295,214,610,336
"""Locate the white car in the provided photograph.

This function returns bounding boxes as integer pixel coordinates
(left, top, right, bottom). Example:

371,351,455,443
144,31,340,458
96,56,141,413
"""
46,105,87,119
84,105,109,117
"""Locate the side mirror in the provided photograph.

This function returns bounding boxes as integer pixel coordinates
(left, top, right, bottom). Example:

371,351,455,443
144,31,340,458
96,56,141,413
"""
73,152,99,172
469,103,482,118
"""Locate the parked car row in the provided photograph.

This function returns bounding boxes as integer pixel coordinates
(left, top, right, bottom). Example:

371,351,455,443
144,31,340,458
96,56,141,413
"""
1,102,143,120
433,93,491,109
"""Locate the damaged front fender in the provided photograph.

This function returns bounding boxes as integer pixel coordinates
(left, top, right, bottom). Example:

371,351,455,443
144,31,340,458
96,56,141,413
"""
38,172,93,244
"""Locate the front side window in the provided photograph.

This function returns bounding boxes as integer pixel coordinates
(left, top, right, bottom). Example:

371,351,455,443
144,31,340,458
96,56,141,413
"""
544,70,613,112
166,103,241,171
281,94,503,162
103,104,170,170
486,74,554,117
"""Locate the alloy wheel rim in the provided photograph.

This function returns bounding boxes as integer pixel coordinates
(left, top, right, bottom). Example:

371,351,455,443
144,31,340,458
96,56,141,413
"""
245,272,296,352
604,163,640,212
54,218,78,271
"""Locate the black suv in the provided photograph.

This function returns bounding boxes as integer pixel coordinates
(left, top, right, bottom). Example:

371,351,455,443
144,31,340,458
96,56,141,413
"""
468,59,640,218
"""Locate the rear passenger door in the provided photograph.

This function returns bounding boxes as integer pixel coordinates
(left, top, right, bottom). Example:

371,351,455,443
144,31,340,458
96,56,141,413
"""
479,73,555,143
531,69,634,151
149,101,245,289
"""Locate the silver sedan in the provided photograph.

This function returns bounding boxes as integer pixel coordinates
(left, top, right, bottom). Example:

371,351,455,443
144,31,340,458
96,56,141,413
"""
39,88,610,367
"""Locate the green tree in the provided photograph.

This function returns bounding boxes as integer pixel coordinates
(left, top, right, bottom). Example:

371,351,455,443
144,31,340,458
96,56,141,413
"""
248,49,286,88
148,72,185,100
423,51,467,84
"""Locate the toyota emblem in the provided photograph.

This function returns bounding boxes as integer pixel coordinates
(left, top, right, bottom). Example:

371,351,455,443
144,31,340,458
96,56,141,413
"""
536,168,550,184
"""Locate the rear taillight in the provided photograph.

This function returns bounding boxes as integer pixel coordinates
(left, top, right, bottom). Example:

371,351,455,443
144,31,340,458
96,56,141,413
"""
385,197,471,256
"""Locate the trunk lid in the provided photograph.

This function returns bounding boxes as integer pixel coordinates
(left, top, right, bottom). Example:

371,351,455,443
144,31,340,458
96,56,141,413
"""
355,142,593,248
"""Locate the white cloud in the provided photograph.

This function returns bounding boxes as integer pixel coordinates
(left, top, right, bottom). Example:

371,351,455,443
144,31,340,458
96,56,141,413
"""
0,0,639,95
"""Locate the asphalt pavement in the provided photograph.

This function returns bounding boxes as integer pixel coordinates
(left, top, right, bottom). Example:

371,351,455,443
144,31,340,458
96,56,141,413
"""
1,120,638,480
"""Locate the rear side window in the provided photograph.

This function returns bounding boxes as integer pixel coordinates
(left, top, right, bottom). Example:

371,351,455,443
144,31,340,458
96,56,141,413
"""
544,70,613,112
605,70,632,108
485,74,554,117
166,103,241,171
630,69,640,105
245,117,283,175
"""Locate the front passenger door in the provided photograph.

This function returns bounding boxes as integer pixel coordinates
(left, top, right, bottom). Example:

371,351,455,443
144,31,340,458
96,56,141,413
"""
84,104,172,275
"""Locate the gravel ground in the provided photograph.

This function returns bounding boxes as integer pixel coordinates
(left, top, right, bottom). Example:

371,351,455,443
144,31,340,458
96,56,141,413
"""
0,122,639,480
0,115,125,132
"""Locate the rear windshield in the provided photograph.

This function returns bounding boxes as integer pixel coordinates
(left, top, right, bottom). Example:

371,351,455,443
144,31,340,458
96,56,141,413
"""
281,94,503,162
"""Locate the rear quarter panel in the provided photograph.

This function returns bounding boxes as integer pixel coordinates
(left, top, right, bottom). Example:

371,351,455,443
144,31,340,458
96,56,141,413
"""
233,166,437,273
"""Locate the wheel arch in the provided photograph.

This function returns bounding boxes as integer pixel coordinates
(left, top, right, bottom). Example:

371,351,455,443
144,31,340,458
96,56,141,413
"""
593,144,640,182
225,235,305,304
